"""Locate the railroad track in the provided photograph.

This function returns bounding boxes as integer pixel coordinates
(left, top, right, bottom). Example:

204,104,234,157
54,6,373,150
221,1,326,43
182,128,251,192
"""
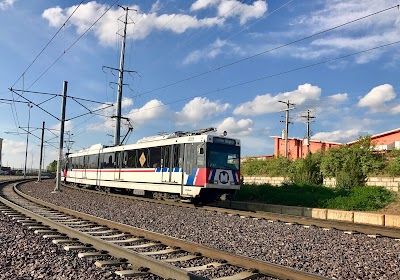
0,180,329,280
62,183,400,239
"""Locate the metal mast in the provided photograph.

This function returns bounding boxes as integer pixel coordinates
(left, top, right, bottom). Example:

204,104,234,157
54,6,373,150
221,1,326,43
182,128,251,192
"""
278,100,295,158
114,6,129,146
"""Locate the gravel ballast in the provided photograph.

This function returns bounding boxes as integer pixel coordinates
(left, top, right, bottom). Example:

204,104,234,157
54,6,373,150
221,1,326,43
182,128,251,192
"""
18,181,400,279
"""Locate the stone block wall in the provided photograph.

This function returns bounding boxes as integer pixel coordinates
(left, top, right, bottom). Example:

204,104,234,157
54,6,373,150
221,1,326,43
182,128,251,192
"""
243,176,400,192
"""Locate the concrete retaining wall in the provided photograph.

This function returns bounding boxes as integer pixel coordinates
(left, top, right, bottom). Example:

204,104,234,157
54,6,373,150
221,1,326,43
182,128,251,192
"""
217,200,400,228
243,176,400,192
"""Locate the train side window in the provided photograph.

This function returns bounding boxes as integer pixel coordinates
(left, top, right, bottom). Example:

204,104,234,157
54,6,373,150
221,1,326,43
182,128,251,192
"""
162,145,171,169
149,146,162,168
172,144,182,168
197,144,205,167
184,143,195,175
87,154,98,169
136,148,149,168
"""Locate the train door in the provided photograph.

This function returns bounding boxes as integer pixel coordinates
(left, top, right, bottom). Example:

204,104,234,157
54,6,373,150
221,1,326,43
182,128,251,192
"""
114,152,121,180
161,145,172,182
82,156,87,178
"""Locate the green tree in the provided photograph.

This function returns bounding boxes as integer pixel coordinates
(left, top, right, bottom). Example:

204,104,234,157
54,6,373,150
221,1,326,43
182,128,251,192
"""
47,160,58,172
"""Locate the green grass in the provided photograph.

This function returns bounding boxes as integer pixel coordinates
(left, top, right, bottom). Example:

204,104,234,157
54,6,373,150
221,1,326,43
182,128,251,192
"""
234,183,395,211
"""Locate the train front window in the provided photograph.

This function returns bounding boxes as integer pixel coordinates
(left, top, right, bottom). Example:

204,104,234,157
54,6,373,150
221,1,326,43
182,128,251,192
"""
207,143,240,170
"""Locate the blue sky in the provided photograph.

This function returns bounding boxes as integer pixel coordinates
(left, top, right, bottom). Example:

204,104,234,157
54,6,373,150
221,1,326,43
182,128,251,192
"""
0,0,400,169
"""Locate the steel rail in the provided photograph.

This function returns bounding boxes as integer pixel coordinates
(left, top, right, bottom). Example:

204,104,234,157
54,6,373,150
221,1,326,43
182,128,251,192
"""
14,182,330,280
63,183,400,239
0,182,205,280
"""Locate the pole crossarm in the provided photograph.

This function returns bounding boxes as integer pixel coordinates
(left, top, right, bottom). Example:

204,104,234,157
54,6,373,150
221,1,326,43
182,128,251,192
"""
66,104,114,121
16,127,58,149
0,98,31,104
9,88,60,121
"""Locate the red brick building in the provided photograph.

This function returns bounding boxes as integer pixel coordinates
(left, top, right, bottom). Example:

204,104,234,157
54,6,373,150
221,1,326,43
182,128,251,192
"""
270,136,341,160
348,127,400,151
269,127,400,160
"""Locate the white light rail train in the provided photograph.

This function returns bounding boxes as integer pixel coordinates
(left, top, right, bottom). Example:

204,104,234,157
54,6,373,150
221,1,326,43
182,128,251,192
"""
63,128,241,202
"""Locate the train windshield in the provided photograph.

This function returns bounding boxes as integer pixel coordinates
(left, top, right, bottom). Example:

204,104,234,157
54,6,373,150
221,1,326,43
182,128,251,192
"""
207,143,240,170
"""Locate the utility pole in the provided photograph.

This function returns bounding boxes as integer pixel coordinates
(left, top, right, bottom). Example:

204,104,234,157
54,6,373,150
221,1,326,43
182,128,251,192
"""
38,121,45,181
278,100,295,158
54,81,67,192
301,110,316,155
24,102,33,178
114,6,130,146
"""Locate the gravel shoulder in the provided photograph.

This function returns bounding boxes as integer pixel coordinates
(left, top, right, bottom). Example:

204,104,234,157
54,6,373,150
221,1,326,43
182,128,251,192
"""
18,180,400,280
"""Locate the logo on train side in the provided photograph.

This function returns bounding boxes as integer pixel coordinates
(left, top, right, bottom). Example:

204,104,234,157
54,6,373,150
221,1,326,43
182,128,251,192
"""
219,171,229,184
139,152,146,167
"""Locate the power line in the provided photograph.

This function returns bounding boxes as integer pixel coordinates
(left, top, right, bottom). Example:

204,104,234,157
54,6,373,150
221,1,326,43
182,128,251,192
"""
11,1,85,88
26,0,120,90
127,38,400,116
139,4,400,96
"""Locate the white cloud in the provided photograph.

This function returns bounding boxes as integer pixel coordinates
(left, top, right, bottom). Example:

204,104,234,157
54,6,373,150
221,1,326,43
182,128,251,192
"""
234,83,321,115
176,97,230,125
42,1,226,46
312,129,362,143
191,0,267,25
0,0,15,11
190,0,213,11
50,120,73,136
127,99,167,125
150,0,161,13
217,0,267,25
357,84,396,112
183,38,243,64
328,93,348,103
216,117,254,136
274,0,400,63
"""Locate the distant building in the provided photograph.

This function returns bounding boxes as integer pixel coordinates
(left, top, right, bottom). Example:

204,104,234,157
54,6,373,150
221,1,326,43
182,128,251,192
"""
348,127,400,151
270,136,342,160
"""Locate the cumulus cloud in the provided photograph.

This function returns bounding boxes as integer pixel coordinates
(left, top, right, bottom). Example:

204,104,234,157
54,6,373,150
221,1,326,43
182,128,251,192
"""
50,120,73,136
176,97,230,125
234,83,321,115
216,117,254,136
191,0,267,25
42,0,268,45
312,129,362,143
0,0,15,11
127,99,167,125
358,84,396,112
328,93,348,103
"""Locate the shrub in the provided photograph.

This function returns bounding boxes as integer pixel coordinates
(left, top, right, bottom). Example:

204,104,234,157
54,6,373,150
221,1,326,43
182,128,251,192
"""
289,153,323,185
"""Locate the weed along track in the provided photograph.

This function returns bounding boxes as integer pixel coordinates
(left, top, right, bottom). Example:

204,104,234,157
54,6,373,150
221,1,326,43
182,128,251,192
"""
1,180,330,280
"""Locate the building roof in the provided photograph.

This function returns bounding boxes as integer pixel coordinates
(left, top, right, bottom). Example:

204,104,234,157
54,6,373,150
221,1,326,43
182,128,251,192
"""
347,127,400,145
270,136,342,145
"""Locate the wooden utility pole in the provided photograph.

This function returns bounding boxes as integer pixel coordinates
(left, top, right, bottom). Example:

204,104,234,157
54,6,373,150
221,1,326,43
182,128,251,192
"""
301,110,316,155
278,100,295,158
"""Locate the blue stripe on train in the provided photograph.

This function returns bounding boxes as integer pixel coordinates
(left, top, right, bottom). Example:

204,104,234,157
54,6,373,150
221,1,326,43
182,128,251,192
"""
186,168,197,185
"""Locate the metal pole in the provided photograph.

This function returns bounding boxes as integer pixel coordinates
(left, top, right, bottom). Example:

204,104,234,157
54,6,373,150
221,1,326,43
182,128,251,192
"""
285,105,289,158
54,81,67,192
38,121,45,181
114,7,129,146
306,110,310,155
24,103,33,178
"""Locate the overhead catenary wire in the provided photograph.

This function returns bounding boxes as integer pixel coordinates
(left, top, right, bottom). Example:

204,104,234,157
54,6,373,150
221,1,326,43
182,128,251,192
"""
127,39,400,116
11,0,85,89
139,4,400,96
26,0,120,90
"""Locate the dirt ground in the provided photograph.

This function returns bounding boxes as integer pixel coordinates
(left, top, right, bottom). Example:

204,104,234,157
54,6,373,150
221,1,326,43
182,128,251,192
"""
374,192,400,215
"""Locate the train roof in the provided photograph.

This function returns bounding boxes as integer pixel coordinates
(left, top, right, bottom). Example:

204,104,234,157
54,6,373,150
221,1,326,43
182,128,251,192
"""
69,129,240,157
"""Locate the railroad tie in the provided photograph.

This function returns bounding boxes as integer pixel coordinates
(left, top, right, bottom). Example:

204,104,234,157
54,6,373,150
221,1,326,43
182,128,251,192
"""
212,271,260,280
183,262,224,272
